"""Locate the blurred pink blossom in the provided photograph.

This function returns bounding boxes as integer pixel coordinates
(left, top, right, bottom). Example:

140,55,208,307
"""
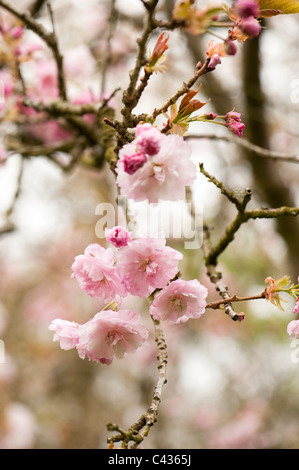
117,235,183,297
149,279,208,325
287,319,299,338
0,403,36,449
49,319,81,350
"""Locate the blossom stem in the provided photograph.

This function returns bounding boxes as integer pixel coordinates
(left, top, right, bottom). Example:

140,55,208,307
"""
206,292,266,310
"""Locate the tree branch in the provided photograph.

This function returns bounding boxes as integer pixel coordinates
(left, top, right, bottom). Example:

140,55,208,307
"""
107,318,167,449
187,133,299,164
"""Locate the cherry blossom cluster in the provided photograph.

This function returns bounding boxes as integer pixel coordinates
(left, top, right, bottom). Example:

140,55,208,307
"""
49,227,208,365
116,123,197,203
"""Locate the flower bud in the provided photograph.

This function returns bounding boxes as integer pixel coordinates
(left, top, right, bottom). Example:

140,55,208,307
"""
234,0,260,18
224,39,237,56
207,53,221,71
239,17,261,37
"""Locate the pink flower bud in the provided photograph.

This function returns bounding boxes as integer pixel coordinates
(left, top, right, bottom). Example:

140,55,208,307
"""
207,54,221,71
204,112,218,120
224,40,237,56
239,17,261,38
234,0,260,18
227,120,245,138
225,110,242,122
105,226,133,248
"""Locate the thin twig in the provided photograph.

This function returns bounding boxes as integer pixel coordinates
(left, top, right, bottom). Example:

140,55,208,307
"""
46,2,67,100
206,292,266,310
107,318,167,448
0,155,24,235
187,133,299,164
150,60,210,122
202,225,240,321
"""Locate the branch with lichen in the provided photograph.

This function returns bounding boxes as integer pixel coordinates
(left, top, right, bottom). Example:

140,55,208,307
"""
198,162,299,320
107,318,167,449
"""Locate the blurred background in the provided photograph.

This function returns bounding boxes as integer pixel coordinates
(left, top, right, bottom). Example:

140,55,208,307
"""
0,0,299,449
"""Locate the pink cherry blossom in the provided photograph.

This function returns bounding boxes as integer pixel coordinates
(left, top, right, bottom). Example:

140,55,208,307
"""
116,133,196,203
105,226,133,248
71,243,127,302
117,235,183,297
135,123,163,156
287,319,299,339
149,279,208,325
76,309,149,365
49,319,81,350
293,298,299,315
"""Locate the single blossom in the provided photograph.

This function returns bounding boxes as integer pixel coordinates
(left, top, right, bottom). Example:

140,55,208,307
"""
116,133,197,203
71,243,127,302
287,319,299,339
76,309,149,365
117,236,183,298
149,279,208,325
105,226,133,248
49,319,80,350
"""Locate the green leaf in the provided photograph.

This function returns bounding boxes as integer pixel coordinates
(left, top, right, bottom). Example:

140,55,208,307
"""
257,0,299,15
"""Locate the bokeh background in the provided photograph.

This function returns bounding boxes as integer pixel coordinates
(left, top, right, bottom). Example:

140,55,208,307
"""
0,0,299,449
